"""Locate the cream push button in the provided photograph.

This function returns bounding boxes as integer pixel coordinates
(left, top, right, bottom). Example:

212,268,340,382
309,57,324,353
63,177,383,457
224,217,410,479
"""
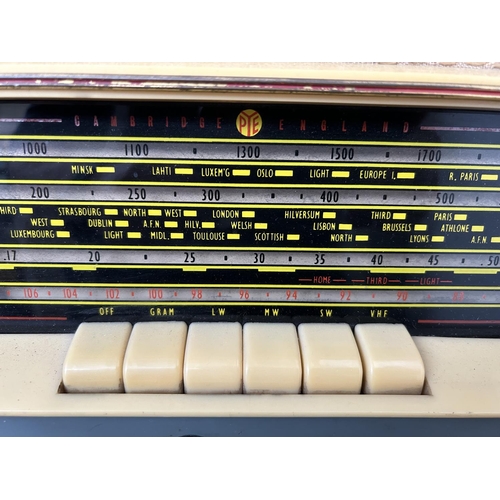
183,322,243,394
298,323,363,394
243,323,302,394
62,322,132,393
354,323,426,395
123,321,188,393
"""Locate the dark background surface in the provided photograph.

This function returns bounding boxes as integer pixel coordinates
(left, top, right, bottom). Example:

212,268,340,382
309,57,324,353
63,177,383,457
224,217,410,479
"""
2,417,500,436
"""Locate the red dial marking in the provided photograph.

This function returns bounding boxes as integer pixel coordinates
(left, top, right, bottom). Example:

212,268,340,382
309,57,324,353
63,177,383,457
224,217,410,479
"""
6,290,10,296
47,291,51,296
174,292,178,297
131,292,135,297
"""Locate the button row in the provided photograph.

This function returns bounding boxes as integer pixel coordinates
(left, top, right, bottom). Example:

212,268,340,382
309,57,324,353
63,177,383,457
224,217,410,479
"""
62,322,425,395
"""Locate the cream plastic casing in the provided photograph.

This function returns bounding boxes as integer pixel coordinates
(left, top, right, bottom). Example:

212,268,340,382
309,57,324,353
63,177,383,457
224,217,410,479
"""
2,334,500,417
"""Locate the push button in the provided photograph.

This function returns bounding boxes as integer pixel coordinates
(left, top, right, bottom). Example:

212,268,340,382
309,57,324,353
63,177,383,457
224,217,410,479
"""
354,323,425,395
123,321,187,393
183,322,243,394
62,322,132,393
298,323,363,394
243,323,302,394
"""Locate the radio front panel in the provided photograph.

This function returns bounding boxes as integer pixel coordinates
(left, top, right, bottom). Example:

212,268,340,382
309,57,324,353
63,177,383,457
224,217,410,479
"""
0,100,499,335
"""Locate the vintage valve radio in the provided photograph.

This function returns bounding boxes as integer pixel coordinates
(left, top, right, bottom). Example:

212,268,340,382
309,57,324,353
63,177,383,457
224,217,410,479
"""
1,63,500,424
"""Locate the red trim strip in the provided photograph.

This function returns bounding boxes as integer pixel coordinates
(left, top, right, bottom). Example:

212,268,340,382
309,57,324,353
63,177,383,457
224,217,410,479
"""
1,77,500,99
0,316,67,321
418,319,500,324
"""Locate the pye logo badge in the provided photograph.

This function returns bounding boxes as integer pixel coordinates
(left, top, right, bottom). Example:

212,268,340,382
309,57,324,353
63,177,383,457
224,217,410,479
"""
236,109,262,137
